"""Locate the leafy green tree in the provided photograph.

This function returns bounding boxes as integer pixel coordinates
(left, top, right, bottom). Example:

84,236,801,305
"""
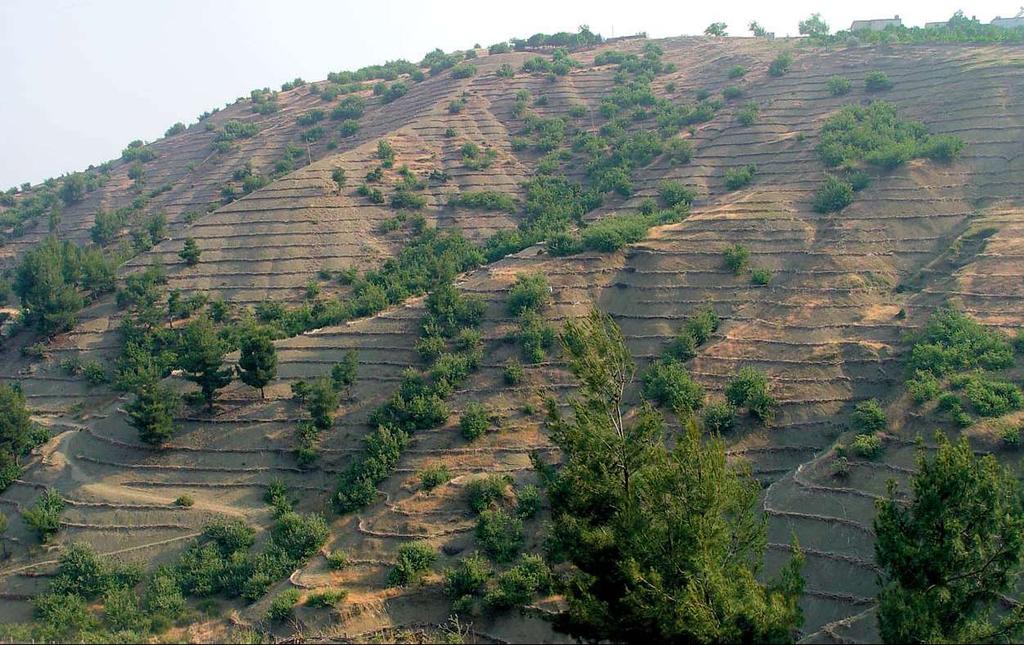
22,489,65,543
177,316,232,411
544,309,804,641
331,350,358,392
14,237,86,335
179,237,201,266
875,435,1024,642
704,22,728,36
798,13,830,40
306,377,338,431
125,382,180,445
0,384,44,492
237,331,277,399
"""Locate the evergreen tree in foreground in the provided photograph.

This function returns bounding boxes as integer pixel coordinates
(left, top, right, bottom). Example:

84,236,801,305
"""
541,309,804,642
126,381,180,445
177,316,232,411
237,330,277,399
875,434,1024,642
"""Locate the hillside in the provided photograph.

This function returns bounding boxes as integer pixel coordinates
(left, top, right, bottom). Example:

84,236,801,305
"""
1,26,1023,644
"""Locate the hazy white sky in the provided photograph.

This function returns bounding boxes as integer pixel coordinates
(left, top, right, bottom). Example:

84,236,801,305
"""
0,0,1014,187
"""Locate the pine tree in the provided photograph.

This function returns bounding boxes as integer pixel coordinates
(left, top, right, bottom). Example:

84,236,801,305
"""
179,237,201,266
874,434,1024,642
541,309,805,642
177,316,232,411
238,331,277,399
126,382,180,445
306,377,338,431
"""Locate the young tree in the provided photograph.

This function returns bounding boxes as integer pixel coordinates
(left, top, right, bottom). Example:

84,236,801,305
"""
179,237,201,266
0,511,7,558
543,309,804,642
13,237,86,335
330,350,358,392
798,13,830,40
0,383,41,491
125,382,180,445
704,22,728,36
177,316,232,411
237,331,277,399
306,377,339,431
874,435,1024,642
749,21,770,37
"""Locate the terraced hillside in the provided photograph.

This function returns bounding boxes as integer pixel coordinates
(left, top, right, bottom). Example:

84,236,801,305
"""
1,31,1023,643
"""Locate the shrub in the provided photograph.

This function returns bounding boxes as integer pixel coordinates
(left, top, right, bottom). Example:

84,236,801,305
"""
728,65,747,79
305,588,347,608
444,553,492,599
475,508,524,563
826,76,852,96
722,86,744,101
922,135,966,163
659,181,695,208
451,63,477,79
702,401,736,433
908,308,1013,376
265,589,301,622
450,191,517,212
725,367,776,423
516,311,557,363
516,484,541,519
723,244,750,274
388,541,436,586
951,373,1024,417
1000,425,1021,449
580,213,654,252
812,175,854,213
339,120,359,137
724,164,756,190
175,494,195,507
850,433,884,459
22,489,65,542
165,122,186,137
907,370,941,403
503,359,525,385
270,511,329,561
326,550,349,569
460,402,492,441
507,273,550,316
482,555,550,610
664,137,694,165
851,399,887,433
768,52,793,76
736,102,759,126
420,463,451,490
686,306,720,345
381,82,409,103
642,360,705,415
864,71,893,92
750,267,772,285
466,474,511,513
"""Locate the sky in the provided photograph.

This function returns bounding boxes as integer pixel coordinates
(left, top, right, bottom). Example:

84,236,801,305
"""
0,0,1015,188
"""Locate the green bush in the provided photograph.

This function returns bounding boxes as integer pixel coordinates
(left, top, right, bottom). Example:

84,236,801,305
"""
750,267,772,285
728,65,747,79
388,541,436,586
702,401,736,433
475,508,524,563
460,402,493,441
723,244,750,274
736,102,759,126
420,463,451,490
850,433,883,459
907,370,941,403
851,399,887,433
305,588,347,608
451,63,477,79
450,191,517,212
516,311,557,363
725,367,776,424
812,175,854,213
326,550,348,570
664,137,694,165
826,76,852,96
22,489,65,542
768,52,793,76
908,308,1013,376
503,359,525,385
659,181,695,208
507,273,550,316
444,553,492,600
482,554,550,610
466,474,511,513
642,360,705,415
265,589,301,622
722,86,744,101
724,164,756,190
864,71,893,92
